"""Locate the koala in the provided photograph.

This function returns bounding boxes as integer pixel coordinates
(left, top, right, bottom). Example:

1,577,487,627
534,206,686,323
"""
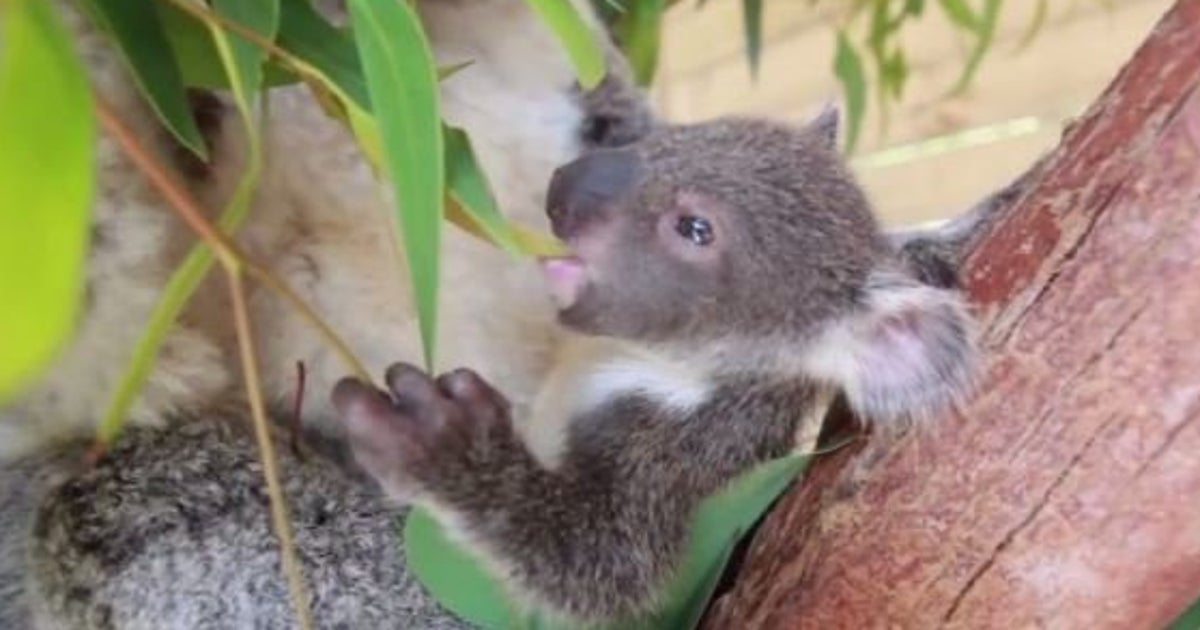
18,111,977,629
329,113,978,623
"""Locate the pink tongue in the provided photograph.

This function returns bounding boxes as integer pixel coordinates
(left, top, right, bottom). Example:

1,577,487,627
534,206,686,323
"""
538,257,587,309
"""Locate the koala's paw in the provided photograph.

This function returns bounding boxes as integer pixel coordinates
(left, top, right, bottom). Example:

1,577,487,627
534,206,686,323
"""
331,363,512,496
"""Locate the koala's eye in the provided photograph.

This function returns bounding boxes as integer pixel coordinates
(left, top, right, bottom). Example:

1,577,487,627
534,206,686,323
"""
675,215,715,246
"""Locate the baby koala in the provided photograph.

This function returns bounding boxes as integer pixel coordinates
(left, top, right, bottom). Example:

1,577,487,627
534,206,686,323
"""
333,112,976,624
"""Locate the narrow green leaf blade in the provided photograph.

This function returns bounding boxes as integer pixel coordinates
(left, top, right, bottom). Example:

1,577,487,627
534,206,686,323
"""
937,0,980,32
348,0,444,370
1016,0,1049,51
652,453,814,629
0,0,95,400
157,3,295,91
740,0,763,79
278,0,370,108
614,0,665,86
443,125,521,255
1167,595,1200,630
211,0,280,112
404,508,510,629
523,0,606,89
81,0,207,158
833,30,867,153
948,0,1001,95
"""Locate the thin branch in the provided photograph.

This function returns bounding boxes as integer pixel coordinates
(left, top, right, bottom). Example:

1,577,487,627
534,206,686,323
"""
228,269,315,630
92,94,373,384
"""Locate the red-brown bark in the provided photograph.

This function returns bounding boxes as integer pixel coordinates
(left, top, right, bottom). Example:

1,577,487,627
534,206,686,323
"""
702,1,1200,628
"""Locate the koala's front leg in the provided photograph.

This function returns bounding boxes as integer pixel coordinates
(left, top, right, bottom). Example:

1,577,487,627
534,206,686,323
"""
332,364,684,623
332,364,521,501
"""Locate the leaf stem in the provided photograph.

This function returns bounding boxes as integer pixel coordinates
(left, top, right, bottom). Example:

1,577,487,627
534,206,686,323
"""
228,268,315,630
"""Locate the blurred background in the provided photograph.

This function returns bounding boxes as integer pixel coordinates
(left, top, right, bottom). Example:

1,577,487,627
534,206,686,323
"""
649,0,1171,225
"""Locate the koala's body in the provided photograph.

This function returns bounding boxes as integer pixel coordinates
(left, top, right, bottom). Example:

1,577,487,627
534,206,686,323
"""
0,0,650,460
20,113,977,628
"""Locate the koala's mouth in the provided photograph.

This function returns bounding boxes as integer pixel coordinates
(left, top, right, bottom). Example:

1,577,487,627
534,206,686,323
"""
538,255,588,310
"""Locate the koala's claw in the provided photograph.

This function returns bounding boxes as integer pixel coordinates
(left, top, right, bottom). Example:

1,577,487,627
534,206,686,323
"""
332,364,513,494
435,368,511,432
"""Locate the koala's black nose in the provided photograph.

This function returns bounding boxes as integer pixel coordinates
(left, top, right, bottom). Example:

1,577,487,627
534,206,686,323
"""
546,148,641,239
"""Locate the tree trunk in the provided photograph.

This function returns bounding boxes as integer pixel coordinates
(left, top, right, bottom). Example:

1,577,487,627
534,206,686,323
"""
702,1,1200,628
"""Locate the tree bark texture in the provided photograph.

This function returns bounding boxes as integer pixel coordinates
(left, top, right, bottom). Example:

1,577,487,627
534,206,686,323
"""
702,1,1200,628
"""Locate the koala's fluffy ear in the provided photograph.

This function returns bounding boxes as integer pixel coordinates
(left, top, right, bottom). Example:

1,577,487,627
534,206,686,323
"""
801,270,977,422
803,103,840,150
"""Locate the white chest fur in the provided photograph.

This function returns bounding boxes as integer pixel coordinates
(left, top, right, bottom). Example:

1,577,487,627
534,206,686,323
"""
520,337,714,468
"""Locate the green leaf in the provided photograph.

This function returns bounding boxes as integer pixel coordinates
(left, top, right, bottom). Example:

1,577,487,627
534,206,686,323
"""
0,0,95,401
740,0,763,79
348,0,444,371
1167,595,1200,630
1015,0,1048,51
405,451,816,630
444,125,521,255
404,508,510,629
937,0,980,32
833,30,867,153
80,0,207,159
881,48,908,99
651,453,814,629
523,0,606,89
278,0,370,109
948,0,1001,96
613,0,665,86
157,2,295,90
210,0,281,115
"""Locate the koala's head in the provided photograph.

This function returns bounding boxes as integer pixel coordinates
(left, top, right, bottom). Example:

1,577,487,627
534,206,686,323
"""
540,111,977,420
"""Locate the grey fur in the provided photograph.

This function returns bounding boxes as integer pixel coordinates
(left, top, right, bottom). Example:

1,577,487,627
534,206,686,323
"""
24,421,470,630
576,47,657,149
332,115,978,624
0,446,84,630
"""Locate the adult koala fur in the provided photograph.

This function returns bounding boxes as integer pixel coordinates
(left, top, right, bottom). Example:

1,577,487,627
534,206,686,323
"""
0,0,650,627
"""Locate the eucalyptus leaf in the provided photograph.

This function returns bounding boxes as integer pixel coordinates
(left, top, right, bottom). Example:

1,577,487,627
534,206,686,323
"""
444,125,522,255
348,0,444,370
0,0,95,401
1167,595,1200,630
613,0,665,86
523,0,606,89
948,0,1001,96
157,2,297,90
1015,0,1048,51
80,0,207,159
210,0,280,113
937,0,981,32
833,30,867,153
650,452,814,629
740,0,763,79
404,509,510,629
